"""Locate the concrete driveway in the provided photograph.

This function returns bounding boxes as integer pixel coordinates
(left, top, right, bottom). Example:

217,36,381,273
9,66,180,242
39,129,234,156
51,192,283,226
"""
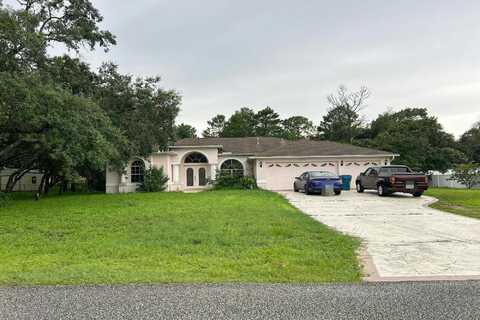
280,191,480,280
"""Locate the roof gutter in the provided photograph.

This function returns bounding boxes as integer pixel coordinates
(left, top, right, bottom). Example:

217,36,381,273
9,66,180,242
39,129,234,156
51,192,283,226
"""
170,145,223,149
249,154,398,160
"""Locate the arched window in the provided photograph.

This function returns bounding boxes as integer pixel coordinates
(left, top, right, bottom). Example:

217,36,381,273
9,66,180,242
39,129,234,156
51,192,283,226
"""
130,160,145,183
221,159,244,177
184,152,208,163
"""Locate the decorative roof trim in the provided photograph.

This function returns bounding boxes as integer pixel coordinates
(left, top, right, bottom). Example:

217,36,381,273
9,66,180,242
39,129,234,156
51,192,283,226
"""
249,154,398,160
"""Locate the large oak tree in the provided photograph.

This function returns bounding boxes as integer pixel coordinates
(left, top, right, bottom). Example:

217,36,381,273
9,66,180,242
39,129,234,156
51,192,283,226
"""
0,1,181,193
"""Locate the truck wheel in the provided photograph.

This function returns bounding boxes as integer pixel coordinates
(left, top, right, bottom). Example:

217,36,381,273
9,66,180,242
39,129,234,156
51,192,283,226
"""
377,185,386,196
356,183,364,193
413,191,423,197
334,190,341,195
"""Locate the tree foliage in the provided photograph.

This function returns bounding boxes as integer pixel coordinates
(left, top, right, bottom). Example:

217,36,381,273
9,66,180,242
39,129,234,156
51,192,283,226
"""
95,63,181,156
459,122,480,163
203,108,314,140
254,107,282,137
175,123,197,139
222,107,257,137
15,0,116,51
281,116,315,140
449,163,480,189
202,114,226,138
364,108,465,172
1,0,115,72
0,72,128,193
0,1,180,194
317,86,370,142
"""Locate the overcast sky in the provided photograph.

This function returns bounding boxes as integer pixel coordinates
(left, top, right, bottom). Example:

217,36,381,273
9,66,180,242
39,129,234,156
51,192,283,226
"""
15,0,480,136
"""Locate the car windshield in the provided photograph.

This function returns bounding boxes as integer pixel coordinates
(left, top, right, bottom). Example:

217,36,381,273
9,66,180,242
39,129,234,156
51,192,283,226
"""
379,167,411,175
309,171,337,178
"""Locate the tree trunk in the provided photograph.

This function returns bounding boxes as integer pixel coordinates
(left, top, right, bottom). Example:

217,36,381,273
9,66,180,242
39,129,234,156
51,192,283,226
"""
5,169,31,192
40,174,51,195
38,174,47,196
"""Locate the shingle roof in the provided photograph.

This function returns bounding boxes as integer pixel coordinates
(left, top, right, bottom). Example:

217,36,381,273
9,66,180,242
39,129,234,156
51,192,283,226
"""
254,139,393,157
173,137,285,154
173,137,394,157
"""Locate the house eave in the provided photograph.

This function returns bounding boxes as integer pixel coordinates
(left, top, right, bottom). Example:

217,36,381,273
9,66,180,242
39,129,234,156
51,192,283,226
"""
248,154,398,160
155,151,177,155
169,145,223,149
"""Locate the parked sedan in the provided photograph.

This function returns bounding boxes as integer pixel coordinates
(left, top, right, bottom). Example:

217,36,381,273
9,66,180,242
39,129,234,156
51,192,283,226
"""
294,171,342,195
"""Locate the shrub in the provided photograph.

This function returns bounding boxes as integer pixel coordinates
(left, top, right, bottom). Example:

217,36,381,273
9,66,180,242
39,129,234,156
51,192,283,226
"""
0,192,11,207
212,174,257,190
139,167,169,192
239,176,257,189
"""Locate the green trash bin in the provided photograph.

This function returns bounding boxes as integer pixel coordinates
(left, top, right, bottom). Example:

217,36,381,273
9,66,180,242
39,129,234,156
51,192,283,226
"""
340,175,352,190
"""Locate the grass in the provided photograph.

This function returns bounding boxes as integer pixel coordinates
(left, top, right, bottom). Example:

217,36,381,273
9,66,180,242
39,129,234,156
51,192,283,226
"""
0,190,361,285
425,188,480,220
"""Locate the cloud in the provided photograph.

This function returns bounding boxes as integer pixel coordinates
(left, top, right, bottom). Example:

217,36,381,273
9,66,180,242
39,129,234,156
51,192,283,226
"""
6,0,480,136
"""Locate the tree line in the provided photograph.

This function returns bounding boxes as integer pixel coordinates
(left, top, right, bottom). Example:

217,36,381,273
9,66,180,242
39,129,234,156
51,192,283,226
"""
187,86,478,173
1,1,478,195
0,0,181,194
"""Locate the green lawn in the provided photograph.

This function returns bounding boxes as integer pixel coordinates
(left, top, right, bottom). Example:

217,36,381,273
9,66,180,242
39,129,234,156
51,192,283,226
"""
425,188,480,220
0,190,360,285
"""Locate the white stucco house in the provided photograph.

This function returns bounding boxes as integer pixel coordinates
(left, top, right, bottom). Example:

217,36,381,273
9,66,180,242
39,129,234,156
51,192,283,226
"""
106,137,397,193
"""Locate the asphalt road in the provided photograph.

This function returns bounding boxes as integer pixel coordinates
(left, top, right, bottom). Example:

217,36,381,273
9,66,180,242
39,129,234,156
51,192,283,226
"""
1,281,479,320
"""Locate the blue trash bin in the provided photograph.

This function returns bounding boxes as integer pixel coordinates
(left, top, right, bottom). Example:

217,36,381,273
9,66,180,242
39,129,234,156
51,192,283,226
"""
340,175,352,191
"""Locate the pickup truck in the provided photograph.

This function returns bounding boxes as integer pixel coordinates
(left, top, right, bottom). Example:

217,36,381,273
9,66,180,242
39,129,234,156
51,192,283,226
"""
355,165,428,197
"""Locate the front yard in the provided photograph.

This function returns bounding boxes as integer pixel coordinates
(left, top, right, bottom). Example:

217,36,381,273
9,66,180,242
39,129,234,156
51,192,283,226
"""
425,188,480,220
0,190,360,285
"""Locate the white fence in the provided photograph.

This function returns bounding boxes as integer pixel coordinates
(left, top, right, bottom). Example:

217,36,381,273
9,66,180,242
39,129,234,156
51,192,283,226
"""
429,173,480,189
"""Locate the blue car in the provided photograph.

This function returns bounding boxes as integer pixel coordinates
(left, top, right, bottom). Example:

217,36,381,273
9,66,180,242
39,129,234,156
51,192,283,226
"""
293,171,342,195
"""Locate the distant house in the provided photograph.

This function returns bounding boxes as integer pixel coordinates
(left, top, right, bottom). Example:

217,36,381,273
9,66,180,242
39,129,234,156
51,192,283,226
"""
0,169,43,192
106,137,396,193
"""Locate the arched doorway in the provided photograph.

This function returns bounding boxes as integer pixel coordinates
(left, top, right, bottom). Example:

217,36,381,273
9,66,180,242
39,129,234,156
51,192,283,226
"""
183,152,209,188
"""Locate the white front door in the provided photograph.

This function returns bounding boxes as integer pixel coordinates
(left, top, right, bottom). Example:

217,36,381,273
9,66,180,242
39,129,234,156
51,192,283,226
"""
185,166,209,188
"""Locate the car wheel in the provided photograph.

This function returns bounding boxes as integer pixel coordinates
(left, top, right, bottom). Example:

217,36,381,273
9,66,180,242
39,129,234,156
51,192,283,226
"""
293,184,299,192
377,184,386,196
356,183,364,193
305,185,311,195
334,190,341,195
413,191,423,197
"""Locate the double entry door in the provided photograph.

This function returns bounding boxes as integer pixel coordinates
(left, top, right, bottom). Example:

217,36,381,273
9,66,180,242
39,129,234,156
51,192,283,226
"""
185,165,208,188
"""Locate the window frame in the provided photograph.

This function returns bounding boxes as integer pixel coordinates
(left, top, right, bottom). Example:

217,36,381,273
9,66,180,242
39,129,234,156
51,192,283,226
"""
130,160,145,183
184,152,208,164
220,159,244,177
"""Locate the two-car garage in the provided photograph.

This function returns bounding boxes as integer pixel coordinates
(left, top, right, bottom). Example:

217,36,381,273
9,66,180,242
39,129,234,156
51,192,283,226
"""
257,158,388,191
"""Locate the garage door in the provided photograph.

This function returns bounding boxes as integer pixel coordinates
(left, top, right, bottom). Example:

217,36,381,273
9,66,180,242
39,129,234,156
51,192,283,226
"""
263,161,338,191
338,160,383,188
